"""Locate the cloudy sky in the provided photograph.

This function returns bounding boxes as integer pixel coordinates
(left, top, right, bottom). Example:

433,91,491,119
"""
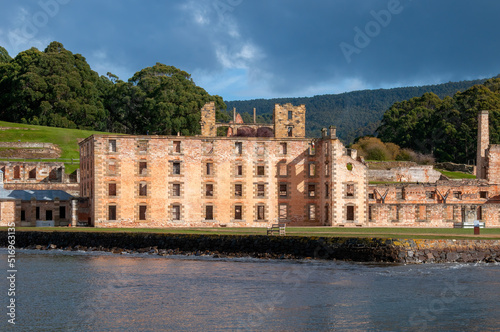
0,0,499,101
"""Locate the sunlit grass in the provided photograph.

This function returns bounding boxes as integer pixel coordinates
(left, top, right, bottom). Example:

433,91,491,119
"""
3,226,500,240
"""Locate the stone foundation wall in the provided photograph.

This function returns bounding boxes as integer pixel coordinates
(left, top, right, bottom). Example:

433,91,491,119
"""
3,231,499,264
369,166,442,183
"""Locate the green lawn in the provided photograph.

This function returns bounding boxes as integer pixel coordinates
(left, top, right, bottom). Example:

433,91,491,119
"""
4,227,500,240
0,120,114,173
436,169,476,179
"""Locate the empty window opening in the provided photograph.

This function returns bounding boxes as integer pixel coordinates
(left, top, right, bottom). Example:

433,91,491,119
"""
173,141,181,153
172,205,181,220
29,168,36,179
108,183,117,196
236,165,243,176
235,184,243,197
279,184,288,197
308,184,316,197
139,162,147,175
13,166,21,179
279,204,288,220
234,205,242,220
205,183,214,197
59,206,66,219
109,139,117,152
235,142,243,155
287,127,293,137
108,206,116,221
205,206,214,220
309,163,316,177
257,184,265,197
280,142,287,155
139,205,147,220
257,166,265,176
172,162,181,175
46,210,53,221
346,184,354,197
139,183,147,196
206,162,213,175
346,206,354,221
257,205,265,220
309,205,316,220
279,163,287,177
173,183,181,197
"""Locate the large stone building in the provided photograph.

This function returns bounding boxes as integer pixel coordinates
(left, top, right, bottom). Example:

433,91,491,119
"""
79,103,366,227
76,104,500,228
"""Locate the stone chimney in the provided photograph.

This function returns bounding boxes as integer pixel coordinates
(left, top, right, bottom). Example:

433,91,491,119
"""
321,128,328,138
329,126,337,139
476,110,489,179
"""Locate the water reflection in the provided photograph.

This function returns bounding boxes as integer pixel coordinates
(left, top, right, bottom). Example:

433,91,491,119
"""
1,249,500,331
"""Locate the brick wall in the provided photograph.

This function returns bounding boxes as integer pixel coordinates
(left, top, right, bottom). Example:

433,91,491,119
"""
82,132,369,228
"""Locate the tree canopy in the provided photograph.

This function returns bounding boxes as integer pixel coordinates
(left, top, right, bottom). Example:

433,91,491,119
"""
377,79,500,163
0,42,225,135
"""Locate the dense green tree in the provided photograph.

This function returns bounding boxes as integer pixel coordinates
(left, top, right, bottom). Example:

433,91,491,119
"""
0,41,109,130
0,42,226,136
0,46,11,63
377,79,500,163
105,63,225,135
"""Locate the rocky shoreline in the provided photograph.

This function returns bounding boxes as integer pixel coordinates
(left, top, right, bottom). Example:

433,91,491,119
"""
2,231,500,264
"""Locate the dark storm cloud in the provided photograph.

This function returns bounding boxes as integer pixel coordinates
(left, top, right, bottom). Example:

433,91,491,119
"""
1,0,499,100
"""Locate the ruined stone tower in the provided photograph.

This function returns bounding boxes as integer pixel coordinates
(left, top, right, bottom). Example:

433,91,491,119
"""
476,110,489,179
200,101,216,137
273,103,306,138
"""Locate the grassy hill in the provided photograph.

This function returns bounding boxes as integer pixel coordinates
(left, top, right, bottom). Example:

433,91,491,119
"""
0,120,112,173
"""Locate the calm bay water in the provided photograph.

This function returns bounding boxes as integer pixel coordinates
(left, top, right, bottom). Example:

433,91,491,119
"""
1,248,500,331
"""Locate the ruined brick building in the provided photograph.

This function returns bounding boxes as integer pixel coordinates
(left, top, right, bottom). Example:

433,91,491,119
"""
76,105,500,228
79,103,366,227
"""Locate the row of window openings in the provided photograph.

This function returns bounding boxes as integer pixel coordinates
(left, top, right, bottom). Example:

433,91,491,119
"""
20,206,67,221
111,139,303,156
108,204,331,222
367,206,484,221
118,161,321,178
107,205,271,221
109,183,331,198
367,191,489,200
109,140,182,153
108,183,268,198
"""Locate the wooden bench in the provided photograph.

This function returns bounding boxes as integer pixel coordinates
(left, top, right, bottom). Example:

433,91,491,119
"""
267,223,286,236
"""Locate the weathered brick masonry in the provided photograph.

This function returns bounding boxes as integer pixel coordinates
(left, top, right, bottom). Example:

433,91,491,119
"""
80,104,366,227
78,106,500,228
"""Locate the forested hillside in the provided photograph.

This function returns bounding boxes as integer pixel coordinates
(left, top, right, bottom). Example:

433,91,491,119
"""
0,42,225,135
226,79,487,143
377,78,500,164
